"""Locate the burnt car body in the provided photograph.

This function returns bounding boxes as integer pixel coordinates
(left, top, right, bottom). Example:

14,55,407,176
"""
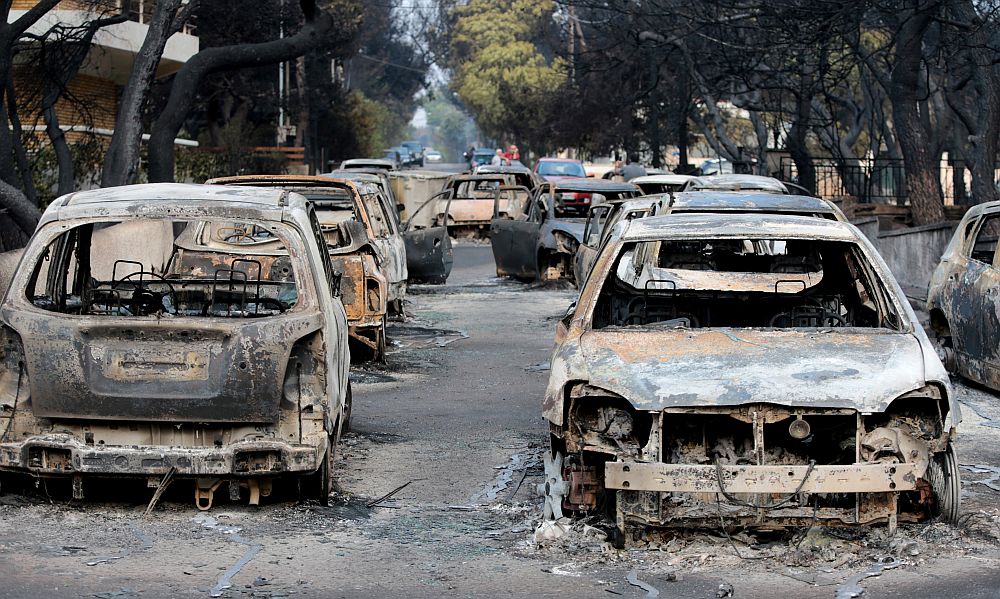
341,158,396,172
325,169,404,218
574,198,662,286
631,174,696,195
685,174,790,194
437,174,530,236
207,176,392,360
573,191,848,288
544,213,960,534
489,180,640,283
928,200,1000,389
473,164,544,190
0,184,351,506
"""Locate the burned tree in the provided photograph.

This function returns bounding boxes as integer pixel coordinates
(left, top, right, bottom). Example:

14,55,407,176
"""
147,0,361,182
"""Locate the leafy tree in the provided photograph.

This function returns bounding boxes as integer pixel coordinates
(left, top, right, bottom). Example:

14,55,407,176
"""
448,0,568,152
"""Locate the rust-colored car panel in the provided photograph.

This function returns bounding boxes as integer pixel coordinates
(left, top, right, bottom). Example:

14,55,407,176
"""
928,201,1000,388
207,175,390,359
542,212,960,533
439,175,525,234
0,183,351,506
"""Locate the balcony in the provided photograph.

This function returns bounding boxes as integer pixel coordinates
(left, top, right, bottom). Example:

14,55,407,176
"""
8,0,199,84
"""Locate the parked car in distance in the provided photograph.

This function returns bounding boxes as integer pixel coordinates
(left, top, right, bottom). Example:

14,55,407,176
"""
631,174,696,195
533,157,588,181
0,183,352,506
400,141,424,166
543,212,960,537
379,151,402,170
207,176,392,359
424,148,443,163
489,179,640,283
928,200,1000,390
471,147,496,168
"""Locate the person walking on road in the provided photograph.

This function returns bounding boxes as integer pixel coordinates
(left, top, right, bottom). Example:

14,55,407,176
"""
621,154,647,181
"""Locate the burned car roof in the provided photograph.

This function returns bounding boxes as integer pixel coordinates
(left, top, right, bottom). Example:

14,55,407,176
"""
686,174,789,193
57,183,290,208
548,179,640,193
667,191,839,214
618,212,858,243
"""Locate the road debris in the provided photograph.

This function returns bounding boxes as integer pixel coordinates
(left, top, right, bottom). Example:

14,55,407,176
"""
625,570,660,598
716,582,734,597
834,557,905,599
193,514,263,598
143,467,176,518
962,464,1000,492
366,481,413,508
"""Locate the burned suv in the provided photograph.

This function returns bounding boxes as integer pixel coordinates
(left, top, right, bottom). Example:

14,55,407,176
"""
543,213,960,535
0,184,351,507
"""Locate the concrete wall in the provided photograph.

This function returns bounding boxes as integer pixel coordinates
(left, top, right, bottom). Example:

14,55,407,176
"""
854,218,957,307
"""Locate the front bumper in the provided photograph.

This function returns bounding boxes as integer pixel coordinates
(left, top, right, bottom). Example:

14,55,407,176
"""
606,462,919,494
0,434,323,477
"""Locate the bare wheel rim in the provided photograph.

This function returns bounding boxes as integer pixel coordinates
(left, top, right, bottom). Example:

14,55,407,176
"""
927,442,961,523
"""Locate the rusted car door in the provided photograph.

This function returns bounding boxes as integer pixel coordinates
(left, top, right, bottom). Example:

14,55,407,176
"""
402,191,454,284
490,186,539,279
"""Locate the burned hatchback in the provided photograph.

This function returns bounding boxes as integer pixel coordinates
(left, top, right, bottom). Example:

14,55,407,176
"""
0,184,351,507
543,213,960,536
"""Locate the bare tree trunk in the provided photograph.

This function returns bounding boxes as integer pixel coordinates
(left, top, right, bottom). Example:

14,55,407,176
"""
3,79,35,203
749,110,769,176
0,0,61,191
0,178,42,239
147,0,357,182
102,0,191,187
889,2,945,225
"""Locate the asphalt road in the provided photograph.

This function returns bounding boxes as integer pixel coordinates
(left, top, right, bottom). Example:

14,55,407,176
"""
1,244,1000,598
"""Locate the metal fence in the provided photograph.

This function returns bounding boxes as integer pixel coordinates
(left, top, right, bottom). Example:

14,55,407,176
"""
777,157,985,205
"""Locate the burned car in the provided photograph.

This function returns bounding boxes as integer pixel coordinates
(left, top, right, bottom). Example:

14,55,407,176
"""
631,174,696,195
685,174,790,194
490,180,640,283
325,169,404,216
543,213,960,536
438,174,531,237
0,184,351,507
928,200,1000,389
573,191,848,288
207,176,391,361
473,164,543,190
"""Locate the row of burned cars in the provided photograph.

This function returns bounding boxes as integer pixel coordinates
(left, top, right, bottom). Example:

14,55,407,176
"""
0,173,456,508
465,171,963,536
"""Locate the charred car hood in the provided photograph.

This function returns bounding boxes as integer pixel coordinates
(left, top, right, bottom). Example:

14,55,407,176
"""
578,328,927,413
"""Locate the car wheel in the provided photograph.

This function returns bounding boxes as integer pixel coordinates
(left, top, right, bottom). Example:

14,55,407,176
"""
926,441,961,523
302,437,334,506
375,320,387,364
341,383,353,434
933,334,957,374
